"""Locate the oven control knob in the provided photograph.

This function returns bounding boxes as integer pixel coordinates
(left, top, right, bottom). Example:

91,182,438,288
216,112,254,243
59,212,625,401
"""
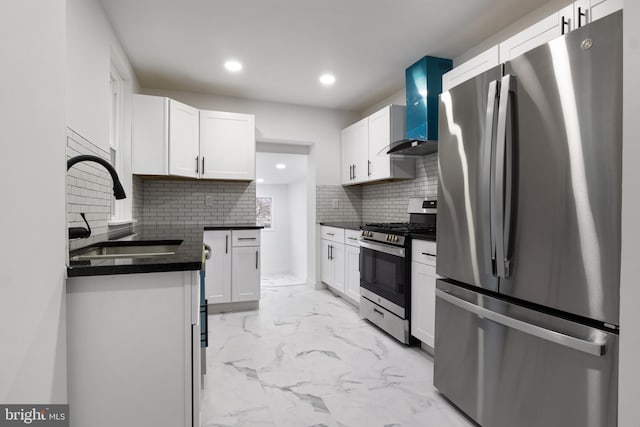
394,236,399,242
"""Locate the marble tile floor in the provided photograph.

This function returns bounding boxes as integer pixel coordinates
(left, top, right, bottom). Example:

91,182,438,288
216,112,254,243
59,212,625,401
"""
261,272,306,287
201,284,475,427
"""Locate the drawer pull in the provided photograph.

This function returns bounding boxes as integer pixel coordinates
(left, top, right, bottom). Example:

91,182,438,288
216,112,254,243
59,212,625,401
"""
326,233,335,236
421,252,436,257
238,237,257,240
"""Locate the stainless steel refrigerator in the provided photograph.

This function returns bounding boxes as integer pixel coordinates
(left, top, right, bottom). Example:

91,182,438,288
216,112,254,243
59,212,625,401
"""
435,11,621,427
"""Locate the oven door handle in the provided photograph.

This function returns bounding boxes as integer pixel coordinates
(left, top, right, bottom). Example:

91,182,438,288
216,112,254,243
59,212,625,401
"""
359,240,405,258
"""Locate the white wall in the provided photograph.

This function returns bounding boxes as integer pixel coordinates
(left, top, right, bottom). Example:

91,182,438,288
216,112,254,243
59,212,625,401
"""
257,184,292,275
66,0,139,218
360,88,406,118
0,0,67,403
619,2,640,425
289,179,308,281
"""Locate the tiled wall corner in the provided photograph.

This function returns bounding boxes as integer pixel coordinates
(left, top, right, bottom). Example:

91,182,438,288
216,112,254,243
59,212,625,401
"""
316,185,363,223
362,153,438,222
132,175,144,222
66,128,112,238
140,178,257,225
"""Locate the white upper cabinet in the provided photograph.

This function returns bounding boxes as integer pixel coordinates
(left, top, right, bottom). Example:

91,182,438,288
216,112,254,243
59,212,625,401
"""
442,46,500,92
168,99,200,178
341,105,415,186
499,11,566,62
132,94,256,181
200,110,255,180
341,124,357,185
133,95,199,177
574,0,622,27
500,0,622,62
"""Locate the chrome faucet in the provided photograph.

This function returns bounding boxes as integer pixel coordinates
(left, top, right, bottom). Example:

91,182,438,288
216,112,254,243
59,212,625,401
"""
67,155,127,239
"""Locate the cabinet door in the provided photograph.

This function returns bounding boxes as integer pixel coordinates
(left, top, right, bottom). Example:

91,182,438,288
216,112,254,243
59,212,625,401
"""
330,243,346,293
321,239,333,286
411,262,437,348
499,11,564,62
168,99,200,178
368,106,392,181
132,94,169,175
341,124,357,185
442,46,500,92
353,118,369,183
232,246,261,302
345,244,360,303
200,111,255,180
204,231,231,303
575,0,622,27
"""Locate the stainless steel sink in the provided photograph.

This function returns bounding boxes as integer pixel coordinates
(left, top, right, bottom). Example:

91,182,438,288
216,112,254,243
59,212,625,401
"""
70,240,182,261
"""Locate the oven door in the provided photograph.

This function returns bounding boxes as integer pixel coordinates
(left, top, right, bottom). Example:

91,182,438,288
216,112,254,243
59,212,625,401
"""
359,240,407,310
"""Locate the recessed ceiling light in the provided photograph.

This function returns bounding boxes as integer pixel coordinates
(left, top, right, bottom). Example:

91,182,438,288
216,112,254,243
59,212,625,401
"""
276,163,286,169
319,73,336,86
256,178,264,183
224,60,243,72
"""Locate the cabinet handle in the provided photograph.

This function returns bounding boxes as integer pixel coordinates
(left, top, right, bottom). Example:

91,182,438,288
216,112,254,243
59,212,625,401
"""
353,164,356,179
578,6,586,27
225,235,228,254
328,244,331,260
561,16,569,35
202,156,205,174
348,237,357,240
421,252,436,257
238,237,257,240
330,245,334,260
368,160,371,176
196,156,199,174
326,233,335,236
256,250,259,269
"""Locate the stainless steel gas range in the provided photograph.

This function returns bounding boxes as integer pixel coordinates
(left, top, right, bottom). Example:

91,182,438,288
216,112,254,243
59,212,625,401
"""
359,198,436,344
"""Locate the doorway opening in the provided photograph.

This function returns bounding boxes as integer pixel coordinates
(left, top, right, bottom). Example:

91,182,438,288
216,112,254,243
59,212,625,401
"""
256,149,308,287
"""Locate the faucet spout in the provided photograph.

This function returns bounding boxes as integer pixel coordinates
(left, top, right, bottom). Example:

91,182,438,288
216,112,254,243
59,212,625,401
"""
67,155,126,199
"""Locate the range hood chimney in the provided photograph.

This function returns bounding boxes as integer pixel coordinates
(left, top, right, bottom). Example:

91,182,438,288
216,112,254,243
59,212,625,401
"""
387,56,452,156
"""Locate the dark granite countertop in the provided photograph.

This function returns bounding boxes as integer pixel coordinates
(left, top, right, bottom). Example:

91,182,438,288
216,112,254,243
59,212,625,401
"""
204,224,264,230
67,224,263,277
319,222,364,231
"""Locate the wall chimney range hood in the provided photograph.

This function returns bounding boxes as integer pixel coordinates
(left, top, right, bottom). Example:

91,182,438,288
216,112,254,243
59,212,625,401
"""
387,56,452,156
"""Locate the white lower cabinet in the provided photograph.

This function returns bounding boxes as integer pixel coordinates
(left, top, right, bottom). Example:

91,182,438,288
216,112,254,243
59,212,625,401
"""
345,231,361,303
320,226,346,293
204,229,261,304
204,230,231,303
411,239,437,349
321,239,345,293
232,246,261,302
67,271,200,427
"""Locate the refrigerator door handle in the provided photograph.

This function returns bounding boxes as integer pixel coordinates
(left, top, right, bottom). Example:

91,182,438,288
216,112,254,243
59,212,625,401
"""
495,74,516,278
484,80,500,276
436,289,607,357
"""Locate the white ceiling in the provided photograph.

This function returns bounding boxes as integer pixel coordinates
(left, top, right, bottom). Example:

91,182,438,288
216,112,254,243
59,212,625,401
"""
256,152,307,185
99,0,552,111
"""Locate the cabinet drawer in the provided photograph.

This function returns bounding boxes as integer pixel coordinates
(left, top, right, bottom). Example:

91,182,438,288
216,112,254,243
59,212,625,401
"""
412,239,437,266
321,226,345,244
345,229,361,246
231,229,261,247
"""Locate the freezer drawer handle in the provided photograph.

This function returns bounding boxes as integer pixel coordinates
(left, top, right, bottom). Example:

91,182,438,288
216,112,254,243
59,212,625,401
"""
436,289,606,357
